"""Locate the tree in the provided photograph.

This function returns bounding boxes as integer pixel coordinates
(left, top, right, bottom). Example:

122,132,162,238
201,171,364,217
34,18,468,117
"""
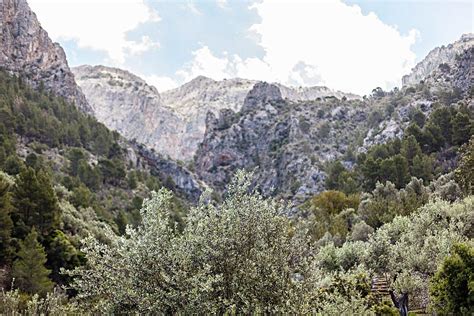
11,168,61,239
67,148,86,177
430,243,474,315
410,154,433,183
455,137,474,195
451,112,472,146
401,136,421,165
429,107,453,144
45,230,83,284
12,229,53,296
0,177,13,264
304,191,360,241
69,171,314,314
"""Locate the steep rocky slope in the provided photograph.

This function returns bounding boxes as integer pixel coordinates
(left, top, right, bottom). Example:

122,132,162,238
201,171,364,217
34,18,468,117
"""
72,65,184,159
75,68,360,161
194,43,473,203
402,33,473,87
0,0,202,202
194,82,371,202
0,0,91,112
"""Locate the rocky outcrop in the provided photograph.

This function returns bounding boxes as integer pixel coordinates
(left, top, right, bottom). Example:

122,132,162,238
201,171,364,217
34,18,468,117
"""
130,141,203,202
194,44,474,202
161,76,258,160
277,84,360,101
364,45,474,150
0,0,91,112
402,33,473,87
194,83,370,202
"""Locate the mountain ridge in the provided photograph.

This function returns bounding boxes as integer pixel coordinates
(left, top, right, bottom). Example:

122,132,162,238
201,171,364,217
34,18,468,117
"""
73,65,362,161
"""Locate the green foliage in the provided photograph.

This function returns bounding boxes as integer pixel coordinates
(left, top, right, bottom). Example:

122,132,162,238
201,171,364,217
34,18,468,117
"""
45,230,83,284
0,176,13,264
455,136,474,195
12,229,53,296
70,184,94,209
69,171,315,314
0,288,79,315
452,112,472,146
11,168,60,240
304,190,360,241
358,178,429,228
430,243,474,315
325,161,359,194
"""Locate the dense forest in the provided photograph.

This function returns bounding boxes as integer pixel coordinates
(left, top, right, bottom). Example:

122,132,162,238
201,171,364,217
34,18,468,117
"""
0,67,473,314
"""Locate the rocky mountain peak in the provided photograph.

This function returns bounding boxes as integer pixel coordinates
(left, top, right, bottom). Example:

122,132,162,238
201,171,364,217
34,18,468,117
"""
242,82,283,112
0,0,91,112
402,33,473,86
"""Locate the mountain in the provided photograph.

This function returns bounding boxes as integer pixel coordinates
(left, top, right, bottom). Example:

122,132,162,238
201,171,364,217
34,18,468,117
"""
194,42,474,202
0,0,91,112
72,65,184,159
74,69,360,161
402,33,473,87
194,82,371,202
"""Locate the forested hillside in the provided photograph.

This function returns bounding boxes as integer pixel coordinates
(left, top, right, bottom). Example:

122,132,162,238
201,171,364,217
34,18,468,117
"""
0,70,196,296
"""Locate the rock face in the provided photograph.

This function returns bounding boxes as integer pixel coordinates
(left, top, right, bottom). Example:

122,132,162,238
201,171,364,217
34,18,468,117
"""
72,65,183,158
277,84,360,102
130,142,203,202
402,33,473,87
194,82,370,202
75,67,361,161
161,76,258,160
0,0,91,112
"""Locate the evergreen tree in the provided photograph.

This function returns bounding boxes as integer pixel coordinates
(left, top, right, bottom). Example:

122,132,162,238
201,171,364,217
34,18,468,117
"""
401,135,421,165
430,243,474,315
451,112,472,146
429,107,453,144
391,154,410,188
45,230,83,284
11,168,60,240
455,137,474,195
12,229,53,296
0,177,13,264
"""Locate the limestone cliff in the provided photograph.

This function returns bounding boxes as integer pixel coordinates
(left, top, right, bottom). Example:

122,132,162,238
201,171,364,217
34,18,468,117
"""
0,0,91,112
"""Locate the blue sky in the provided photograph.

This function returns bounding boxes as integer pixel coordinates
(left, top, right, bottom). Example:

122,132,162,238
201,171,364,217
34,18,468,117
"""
29,0,473,95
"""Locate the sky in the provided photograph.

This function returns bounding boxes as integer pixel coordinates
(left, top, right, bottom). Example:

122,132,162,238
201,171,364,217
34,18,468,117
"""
28,0,473,95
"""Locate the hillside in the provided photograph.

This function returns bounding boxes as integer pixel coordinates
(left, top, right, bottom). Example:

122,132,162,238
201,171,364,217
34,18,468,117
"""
194,45,473,202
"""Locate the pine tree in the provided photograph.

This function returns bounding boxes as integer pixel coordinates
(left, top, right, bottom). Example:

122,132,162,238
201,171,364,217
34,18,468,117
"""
451,112,472,146
11,168,60,240
12,229,53,295
401,135,422,165
0,177,13,264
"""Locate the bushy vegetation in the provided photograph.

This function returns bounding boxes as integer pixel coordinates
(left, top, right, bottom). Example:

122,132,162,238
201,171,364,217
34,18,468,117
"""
2,171,467,314
0,67,472,314
0,71,188,304
326,104,473,195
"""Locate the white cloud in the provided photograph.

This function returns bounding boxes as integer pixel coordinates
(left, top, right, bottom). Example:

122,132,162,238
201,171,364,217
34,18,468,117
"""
28,0,160,64
126,36,160,55
177,46,236,82
143,74,179,92
177,0,419,95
